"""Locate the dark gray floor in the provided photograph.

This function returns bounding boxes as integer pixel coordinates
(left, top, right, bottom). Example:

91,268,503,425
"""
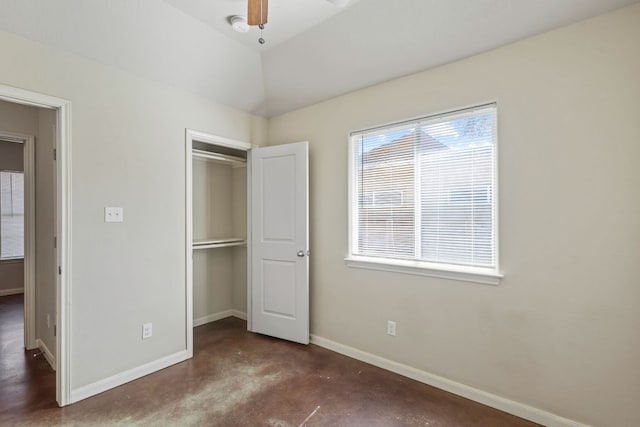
0,295,538,426
0,294,57,424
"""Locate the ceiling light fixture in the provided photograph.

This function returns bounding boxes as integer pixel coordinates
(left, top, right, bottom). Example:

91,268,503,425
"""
244,0,350,45
229,15,250,33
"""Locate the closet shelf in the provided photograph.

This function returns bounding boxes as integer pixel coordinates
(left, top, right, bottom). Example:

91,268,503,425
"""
192,149,247,167
193,238,246,250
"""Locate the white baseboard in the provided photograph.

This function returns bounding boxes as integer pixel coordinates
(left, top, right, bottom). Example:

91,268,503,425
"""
310,335,588,427
194,309,247,327
70,350,188,404
36,338,56,371
0,287,23,296
230,309,247,320
194,310,234,327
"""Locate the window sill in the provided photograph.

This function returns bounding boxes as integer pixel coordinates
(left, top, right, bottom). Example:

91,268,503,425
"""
0,257,24,264
344,256,502,285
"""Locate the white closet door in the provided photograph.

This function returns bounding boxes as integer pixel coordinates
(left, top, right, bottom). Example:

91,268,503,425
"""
250,141,309,344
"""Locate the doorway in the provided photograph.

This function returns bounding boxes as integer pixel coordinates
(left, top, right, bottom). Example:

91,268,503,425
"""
0,85,71,406
185,129,310,357
0,132,35,349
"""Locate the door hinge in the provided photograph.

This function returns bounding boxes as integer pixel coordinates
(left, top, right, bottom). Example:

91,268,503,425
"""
54,236,57,249
58,266,62,275
54,325,57,337
53,148,57,160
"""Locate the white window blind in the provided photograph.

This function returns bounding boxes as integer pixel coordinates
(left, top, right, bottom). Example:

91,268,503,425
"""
349,104,498,275
1,171,25,259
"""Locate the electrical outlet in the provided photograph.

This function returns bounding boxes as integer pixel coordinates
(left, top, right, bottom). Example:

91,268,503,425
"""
142,322,153,339
387,320,396,336
105,207,124,223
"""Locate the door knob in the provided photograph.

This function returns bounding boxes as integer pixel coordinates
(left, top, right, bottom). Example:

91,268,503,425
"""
297,250,305,257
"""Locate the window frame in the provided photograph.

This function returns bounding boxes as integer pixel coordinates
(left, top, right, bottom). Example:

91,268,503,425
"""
345,103,502,285
0,169,25,261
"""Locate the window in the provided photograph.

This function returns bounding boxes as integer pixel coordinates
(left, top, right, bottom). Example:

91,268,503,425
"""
361,190,403,208
1,171,25,260
347,104,501,284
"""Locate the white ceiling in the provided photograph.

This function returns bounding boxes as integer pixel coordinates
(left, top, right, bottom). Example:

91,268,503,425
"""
163,0,361,50
0,0,637,118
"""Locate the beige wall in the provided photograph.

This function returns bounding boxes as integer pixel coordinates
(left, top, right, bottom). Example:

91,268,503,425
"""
0,99,39,135
192,159,247,321
2,4,637,425
268,5,640,427
0,29,267,391
0,139,24,170
231,167,247,313
192,159,248,320
0,101,34,294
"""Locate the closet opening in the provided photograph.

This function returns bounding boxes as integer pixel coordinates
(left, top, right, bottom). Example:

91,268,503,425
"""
185,130,252,357
185,129,310,356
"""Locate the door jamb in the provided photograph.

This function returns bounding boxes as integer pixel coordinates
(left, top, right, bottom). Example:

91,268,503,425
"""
184,129,252,358
0,84,72,407
0,132,35,350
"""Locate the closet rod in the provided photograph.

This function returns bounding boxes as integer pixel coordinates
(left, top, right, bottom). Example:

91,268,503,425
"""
192,149,247,165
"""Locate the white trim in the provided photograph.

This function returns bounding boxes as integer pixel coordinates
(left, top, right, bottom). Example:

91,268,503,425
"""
56,95,72,407
347,102,501,286
0,287,24,296
246,149,253,332
185,130,193,358
493,106,501,288
0,86,66,110
37,338,56,371
185,129,252,359
70,350,188,404
23,136,36,350
231,309,247,320
187,129,253,151
0,131,36,349
351,102,498,136
344,256,502,286
193,310,235,327
193,309,248,327
310,334,589,427
0,84,73,407
346,132,356,258
0,257,24,263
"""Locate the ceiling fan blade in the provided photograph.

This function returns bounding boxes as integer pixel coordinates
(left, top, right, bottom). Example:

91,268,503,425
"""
248,0,268,26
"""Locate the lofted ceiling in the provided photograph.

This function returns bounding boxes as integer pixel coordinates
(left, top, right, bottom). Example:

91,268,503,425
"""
163,0,361,50
0,0,637,118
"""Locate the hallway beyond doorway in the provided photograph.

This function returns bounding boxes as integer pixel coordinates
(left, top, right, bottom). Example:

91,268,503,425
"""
0,294,56,419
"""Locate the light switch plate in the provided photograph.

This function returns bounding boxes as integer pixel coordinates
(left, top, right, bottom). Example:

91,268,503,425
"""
105,207,124,223
142,322,152,339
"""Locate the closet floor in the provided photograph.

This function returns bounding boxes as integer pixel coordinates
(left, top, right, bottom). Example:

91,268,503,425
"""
1,314,538,426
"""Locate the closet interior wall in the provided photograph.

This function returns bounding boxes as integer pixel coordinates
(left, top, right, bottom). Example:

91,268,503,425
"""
192,148,248,325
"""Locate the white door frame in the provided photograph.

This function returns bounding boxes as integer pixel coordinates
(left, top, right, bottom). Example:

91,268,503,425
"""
184,129,252,358
0,131,36,350
0,84,72,407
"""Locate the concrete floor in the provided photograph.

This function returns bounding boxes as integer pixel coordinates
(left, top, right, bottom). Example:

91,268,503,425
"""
0,293,57,423
0,294,538,426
